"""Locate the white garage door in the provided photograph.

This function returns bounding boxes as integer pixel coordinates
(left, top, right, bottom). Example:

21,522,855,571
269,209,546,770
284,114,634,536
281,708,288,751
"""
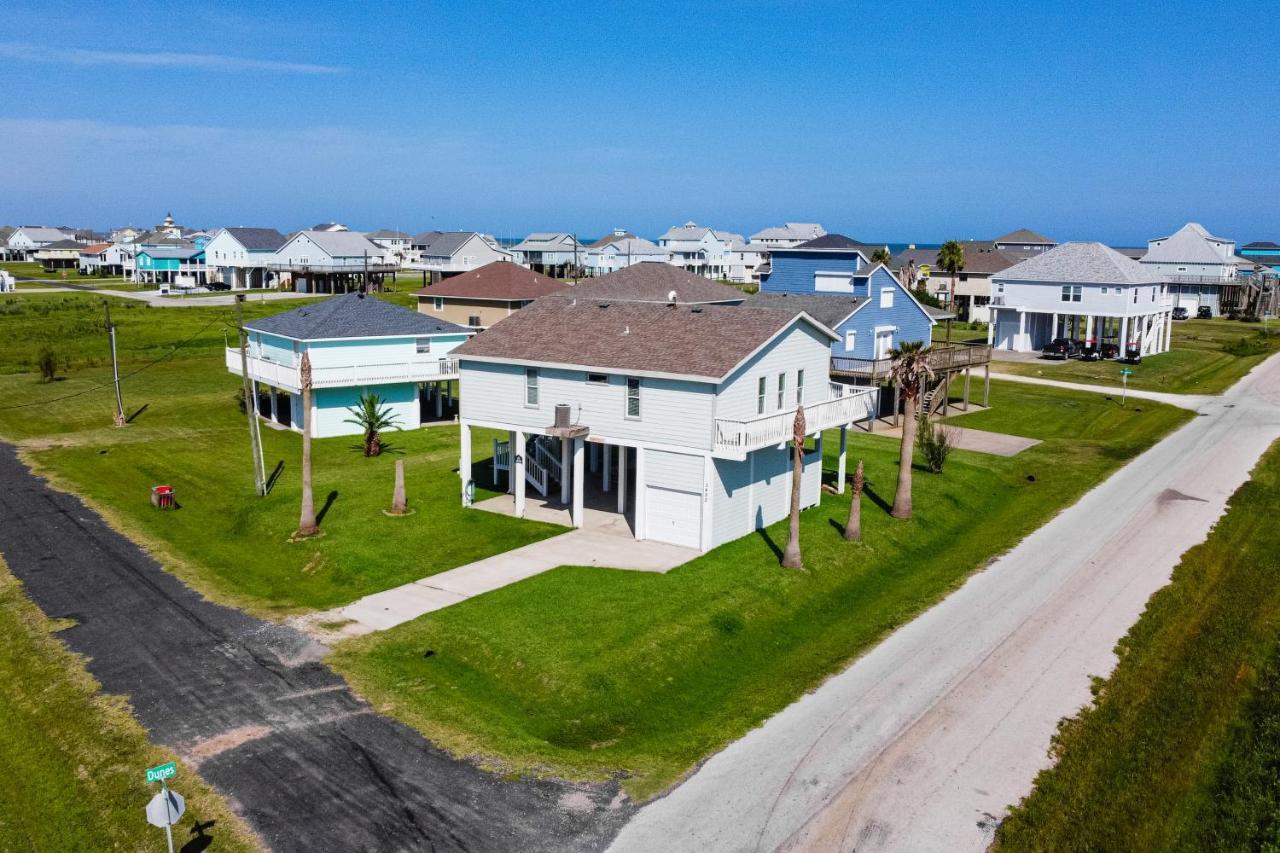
645,486,702,549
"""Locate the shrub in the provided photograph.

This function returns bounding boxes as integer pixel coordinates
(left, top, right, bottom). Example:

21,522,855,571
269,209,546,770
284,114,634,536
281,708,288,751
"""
1223,334,1271,358
37,346,57,382
916,417,955,473
233,385,247,414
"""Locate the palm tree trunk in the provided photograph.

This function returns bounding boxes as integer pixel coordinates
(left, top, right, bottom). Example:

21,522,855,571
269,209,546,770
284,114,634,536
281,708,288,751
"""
844,459,864,541
782,407,805,569
296,354,319,537
892,396,916,519
391,458,407,514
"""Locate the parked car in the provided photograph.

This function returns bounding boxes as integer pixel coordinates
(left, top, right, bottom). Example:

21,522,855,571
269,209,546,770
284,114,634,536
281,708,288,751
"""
1197,306,1213,319
1124,345,1143,364
1099,342,1120,360
1172,306,1189,320
1041,337,1083,359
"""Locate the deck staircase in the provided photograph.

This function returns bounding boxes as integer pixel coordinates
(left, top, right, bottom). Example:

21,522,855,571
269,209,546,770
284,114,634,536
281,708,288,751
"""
491,435,563,497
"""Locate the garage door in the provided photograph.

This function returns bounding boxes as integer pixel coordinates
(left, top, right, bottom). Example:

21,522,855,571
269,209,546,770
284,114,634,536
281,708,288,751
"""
645,486,701,549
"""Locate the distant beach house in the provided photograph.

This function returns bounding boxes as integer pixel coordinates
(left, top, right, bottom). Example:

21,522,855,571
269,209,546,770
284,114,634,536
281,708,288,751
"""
410,231,513,280
1139,222,1237,316
269,230,397,294
893,240,1023,322
658,222,764,284
582,235,671,276
758,233,874,293
364,229,414,266
205,227,289,290
454,298,877,550
6,226,75,261
559,262,747,306
416,261,566,329
749,223,827,249
990,242,1173,356
35,238,86,271
1240,241,1280,273
510,233,588,277
134,234,209,287
227,292,474,438
992,228,1057,258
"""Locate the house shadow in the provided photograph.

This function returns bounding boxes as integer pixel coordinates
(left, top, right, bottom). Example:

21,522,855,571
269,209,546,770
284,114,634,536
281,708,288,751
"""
316,490,338,525
754,506,783,560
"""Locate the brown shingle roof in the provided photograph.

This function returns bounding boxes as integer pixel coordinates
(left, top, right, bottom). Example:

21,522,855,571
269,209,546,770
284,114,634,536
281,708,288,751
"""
79,242,112,254
553,262,745,305
455,298,818,381
416,261,567,301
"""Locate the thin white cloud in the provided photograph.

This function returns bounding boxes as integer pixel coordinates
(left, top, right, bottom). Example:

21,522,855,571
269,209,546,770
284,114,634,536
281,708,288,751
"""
0,42,344,75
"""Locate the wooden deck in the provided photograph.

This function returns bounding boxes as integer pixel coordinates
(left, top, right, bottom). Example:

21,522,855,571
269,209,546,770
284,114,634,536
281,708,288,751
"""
830,341,992,381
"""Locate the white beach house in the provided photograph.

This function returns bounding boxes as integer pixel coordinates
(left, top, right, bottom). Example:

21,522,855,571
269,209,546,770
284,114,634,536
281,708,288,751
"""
454,297,877,550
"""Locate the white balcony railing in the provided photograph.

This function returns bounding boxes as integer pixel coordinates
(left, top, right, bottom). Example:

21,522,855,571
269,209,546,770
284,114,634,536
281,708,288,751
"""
713,384,878,456
226,348,458,392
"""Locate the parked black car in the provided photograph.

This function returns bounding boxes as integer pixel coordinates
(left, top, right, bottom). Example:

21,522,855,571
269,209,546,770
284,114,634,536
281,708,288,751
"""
1197,306,1213,319
1099,342,1120,359
1041,337,1083,359
1172,306,1189,320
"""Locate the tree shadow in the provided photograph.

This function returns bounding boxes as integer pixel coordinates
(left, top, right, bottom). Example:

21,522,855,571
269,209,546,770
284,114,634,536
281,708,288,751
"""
862,482,892,514
827,517,846,535
316,490,338,525
125,402,149,423
755,526,783,561
265,460,285,494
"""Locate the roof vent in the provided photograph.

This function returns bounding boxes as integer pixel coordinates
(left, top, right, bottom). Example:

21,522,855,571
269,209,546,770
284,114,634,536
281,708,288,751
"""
623,325,630,335
691,306,703,314
668,289,678,305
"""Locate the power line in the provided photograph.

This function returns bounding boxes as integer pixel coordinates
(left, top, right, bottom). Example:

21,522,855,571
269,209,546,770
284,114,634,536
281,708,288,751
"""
0,309,235,411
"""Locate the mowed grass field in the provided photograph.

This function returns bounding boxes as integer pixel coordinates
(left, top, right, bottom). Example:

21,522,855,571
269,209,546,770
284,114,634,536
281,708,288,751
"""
998,439,1280,851
331,381,1193,799
0,293,561,614
992,318,1280,394
0,558,258,851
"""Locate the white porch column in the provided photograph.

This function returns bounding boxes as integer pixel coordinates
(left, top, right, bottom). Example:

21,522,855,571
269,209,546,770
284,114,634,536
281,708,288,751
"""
634,447,647,539
987,312,996,346
513,430,526,517
572,437,585,528
617,445,629,514
1085,315,1094,346
507,430,516,495
1017,311,1027,350
837,425,848,494
269,387,278,422
1120,315,1129,354
700,454,714,553
1051,312,1059,340
603,444,612,492
459,421,472,506
1165,310,1174,352
560,438,571,504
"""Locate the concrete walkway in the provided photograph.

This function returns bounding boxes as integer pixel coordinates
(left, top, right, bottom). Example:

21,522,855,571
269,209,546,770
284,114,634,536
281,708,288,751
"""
990,370,1214,410
14,279,336,307
300,512,697,638
608,354,1280,853
874,422,1041,457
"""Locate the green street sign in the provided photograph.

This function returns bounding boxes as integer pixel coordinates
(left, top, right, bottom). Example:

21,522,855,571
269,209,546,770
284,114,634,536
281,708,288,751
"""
145,762,177,784
1120,369,1133,376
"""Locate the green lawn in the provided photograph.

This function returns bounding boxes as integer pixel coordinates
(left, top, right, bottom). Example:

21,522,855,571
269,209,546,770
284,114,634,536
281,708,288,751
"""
998,439,1280,851
330,381,1192,799
992,318,1280,394
0,558,258,851
0,293,560,614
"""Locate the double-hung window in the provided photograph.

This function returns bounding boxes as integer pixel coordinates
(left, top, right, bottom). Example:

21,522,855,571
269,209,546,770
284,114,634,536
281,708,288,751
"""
1060,285,1082,302
844,330,857,352
524,368,539,407
415,337,431,354
879,287,894,308
757,376,767,415
777,372,786,409
795,369,805,406
433,297,443,310
625,377,641,418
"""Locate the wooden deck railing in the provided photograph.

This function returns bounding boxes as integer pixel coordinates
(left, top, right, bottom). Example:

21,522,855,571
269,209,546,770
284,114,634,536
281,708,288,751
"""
830,342,991,380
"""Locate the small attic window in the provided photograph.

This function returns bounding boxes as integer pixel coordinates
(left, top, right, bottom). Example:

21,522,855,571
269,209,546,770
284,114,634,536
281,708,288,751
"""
416,338,432,354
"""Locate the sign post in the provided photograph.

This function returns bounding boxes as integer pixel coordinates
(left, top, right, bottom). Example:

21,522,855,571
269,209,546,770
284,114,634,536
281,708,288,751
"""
144,762,185,853
1120,368,1133,407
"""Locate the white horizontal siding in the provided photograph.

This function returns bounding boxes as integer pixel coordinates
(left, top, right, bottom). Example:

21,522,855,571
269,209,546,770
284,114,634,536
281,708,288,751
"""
645,449,704,492
460,361,715,450
716,323,832,423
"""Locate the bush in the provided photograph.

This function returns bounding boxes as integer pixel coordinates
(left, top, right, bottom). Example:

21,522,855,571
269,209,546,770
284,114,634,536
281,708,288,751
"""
37,346,57,382
1223,334,1271,358
233,385,247,414
916,417,955,473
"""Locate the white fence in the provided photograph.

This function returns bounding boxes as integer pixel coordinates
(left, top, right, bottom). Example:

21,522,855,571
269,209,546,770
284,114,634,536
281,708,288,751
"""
713,384,878,454
226,348,458,392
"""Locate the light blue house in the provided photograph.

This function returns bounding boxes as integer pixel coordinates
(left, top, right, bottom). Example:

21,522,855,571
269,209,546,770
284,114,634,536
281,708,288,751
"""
135,235,210,286
227,292,473,438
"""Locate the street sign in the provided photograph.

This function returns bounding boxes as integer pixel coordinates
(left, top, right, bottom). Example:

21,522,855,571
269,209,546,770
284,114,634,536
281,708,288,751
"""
146,788,185,827
145,761,177,784
1120,368,1134,376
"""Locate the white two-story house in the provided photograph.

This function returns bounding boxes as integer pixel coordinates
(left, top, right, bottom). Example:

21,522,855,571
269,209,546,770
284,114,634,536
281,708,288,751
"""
454,298,878,551
989,242,1174,357
410,231,513,280
658,222,763,283
1140,222,1236,316
204,227,288,289
227,292,474,438
582,236,672,276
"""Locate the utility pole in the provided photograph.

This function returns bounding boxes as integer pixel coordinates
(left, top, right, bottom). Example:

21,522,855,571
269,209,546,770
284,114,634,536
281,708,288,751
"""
105,301,126,427
573,234,579,285
235,295,267,496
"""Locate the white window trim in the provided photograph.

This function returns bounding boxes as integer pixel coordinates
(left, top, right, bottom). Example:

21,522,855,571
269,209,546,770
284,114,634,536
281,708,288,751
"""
625,377,641,420
844,330,857,352
879,287,894,308
433,296,444,310
524,368,539,408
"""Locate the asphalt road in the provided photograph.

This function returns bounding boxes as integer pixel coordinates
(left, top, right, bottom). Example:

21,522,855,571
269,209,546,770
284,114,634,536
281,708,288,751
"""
610,354,1280,853
0,445,630,852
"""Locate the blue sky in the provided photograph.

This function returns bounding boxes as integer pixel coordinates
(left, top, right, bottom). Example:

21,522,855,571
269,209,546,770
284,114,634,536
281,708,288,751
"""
1,0,1276,244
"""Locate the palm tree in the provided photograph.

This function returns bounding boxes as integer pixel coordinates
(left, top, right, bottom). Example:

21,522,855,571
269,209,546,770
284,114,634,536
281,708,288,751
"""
871,245,892,266
937,240,965,313
888,342,935,520
781,406,805,569
844,459,864,541
344,391,402,457
295,352,319,538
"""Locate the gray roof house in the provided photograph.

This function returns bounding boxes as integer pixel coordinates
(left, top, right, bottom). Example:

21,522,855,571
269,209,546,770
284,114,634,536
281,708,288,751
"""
410,231,513,276
229,292,474,438
555,262,746,305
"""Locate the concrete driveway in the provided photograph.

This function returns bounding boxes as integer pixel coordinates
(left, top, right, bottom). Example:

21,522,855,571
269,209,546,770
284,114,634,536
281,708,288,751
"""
608,354,1280,853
